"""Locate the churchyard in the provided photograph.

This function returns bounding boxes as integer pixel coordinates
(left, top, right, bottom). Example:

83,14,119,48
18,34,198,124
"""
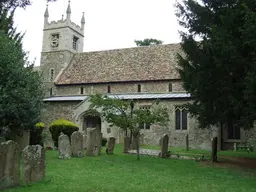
1,130,256,192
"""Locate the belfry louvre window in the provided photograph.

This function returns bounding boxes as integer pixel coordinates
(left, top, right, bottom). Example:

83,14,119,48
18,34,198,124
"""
139,106,151,130
73,36,79,50
175,106,188,130
80,87,84,94
107,85,111,93
168,83,172,92
50,88,53,96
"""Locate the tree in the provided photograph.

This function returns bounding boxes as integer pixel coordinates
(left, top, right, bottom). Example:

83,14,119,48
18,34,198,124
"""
0,8,44,137
89,94,169,160
0,0,56,10
175,0,256,147
134,38,163,46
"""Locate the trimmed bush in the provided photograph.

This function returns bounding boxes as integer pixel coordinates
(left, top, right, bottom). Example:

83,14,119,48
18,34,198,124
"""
102,137,108,147
30,122,45,145
49,119,79,147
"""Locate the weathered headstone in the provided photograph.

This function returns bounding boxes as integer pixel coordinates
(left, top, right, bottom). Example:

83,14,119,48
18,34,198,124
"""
211,137,218,162
58,133,71,159
185,134,189,151
86,128,102,156
123,136,130,153
160,134,169,158
42,128,54,150
106,137,116,155
79,131,87,149
0,140,20,190
71,131,83,157
233,143,237,151
22,145,45,184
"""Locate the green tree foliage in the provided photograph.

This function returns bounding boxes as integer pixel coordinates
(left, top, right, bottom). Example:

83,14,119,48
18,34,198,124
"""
89,94,169,160
134,38,163,46
0,0,56,10
175,1,256,133
49,119,79,147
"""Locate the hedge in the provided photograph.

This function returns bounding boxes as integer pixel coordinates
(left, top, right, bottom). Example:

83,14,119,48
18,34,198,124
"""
49,119,79,147
30,122,45,145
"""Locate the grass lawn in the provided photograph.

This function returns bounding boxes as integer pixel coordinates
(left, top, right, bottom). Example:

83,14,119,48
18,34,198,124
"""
3,145,256,192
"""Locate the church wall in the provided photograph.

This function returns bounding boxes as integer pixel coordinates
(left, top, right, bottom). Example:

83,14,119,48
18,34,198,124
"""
41,101,80,127
55,80,185,96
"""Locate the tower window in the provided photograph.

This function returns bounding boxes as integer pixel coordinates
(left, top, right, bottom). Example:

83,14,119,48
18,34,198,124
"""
50,68,54,82
168,83,172,92
51,34,59,48
137,84,141,92
50,88,53,96
107,85,111,93
80,87,84,94
73,36,79,50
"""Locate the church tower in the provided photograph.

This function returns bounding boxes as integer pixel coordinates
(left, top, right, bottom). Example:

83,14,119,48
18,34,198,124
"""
40,1,85,97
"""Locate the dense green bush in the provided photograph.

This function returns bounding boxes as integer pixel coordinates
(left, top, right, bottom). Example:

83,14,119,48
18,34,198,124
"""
102,137,108,147
49,119,79,147
30,122,45,145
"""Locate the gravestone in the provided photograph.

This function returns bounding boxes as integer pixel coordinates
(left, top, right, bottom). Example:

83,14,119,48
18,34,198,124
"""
106,137,116,155
160,134,169,158
58,133,71,159
79,131,87,149
42,128,54,150
71,131,83,157
86,128,102,156
22,145,45,184
185,134,189,151
0,140,20,190
211,137,218,162
123,136,130,153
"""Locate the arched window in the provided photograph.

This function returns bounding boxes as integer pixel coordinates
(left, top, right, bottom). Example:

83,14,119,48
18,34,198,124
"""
107,85,111,93
137,84,141,92
80,87,84,94
175,106,188,130
168,82,172,92
50,68,54,82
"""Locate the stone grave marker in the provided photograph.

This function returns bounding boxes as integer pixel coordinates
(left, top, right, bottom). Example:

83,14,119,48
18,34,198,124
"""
71,131,83,157
22,145,45,184
86,128,102,156
0,140,20,190
106,137,116,155
42,128,54,150
58,133,71,159
160,134,169,158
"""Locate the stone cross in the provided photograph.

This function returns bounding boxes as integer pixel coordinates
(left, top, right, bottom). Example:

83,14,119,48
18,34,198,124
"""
86,128,102,156
58,133,71,159
22,145,45,184
71,131,83,157
106,137,116,155
160,134,169,158
0,140,20,190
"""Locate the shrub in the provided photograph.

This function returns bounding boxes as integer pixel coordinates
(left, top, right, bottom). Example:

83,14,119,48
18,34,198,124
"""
102,137,108,147
49,119,79,147
30,122,45,145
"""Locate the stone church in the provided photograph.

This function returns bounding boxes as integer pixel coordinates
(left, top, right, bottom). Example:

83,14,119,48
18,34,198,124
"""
38,2,256,150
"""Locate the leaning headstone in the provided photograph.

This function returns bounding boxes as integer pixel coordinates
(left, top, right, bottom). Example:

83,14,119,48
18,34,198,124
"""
58,133,71,159
185,134,189,151
160,134,169,158
71,131,83,157
123,136,130,153
106,137,116,155
22,145,45,184
0,137,5,144
211,137,218,162
86,128,102,156
42,128,54,150
0,140,20,190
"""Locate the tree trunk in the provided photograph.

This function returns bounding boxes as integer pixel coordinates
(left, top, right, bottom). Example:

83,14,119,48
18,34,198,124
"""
220,122,224,150
135,134,140,160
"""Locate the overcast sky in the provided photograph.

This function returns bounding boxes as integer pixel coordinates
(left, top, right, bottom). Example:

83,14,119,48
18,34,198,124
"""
14,0,182,66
